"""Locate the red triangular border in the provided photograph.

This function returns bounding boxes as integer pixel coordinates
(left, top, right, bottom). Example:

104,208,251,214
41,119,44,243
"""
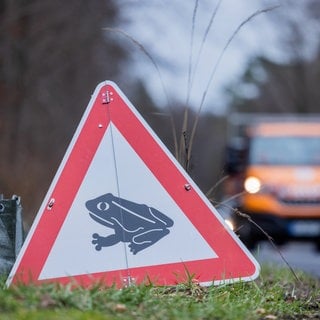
7,81,259,287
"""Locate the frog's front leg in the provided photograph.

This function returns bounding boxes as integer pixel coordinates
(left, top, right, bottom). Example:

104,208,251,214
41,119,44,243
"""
92,233,120,251
128,228,170,254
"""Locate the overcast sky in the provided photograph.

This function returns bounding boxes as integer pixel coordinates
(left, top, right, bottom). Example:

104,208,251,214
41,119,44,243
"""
120,0,281,114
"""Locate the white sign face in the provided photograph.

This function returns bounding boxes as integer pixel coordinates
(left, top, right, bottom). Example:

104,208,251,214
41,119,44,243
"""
39,124,217,280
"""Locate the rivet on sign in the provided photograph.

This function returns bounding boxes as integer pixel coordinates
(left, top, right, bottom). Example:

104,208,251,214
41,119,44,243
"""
47,198,55,210
184,184,192,191
98,124,103,128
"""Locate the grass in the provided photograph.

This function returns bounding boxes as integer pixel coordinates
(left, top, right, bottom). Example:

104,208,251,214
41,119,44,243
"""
0,265,319,320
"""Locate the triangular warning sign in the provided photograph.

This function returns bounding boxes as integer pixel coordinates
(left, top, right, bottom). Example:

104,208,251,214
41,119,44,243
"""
7,81,259,287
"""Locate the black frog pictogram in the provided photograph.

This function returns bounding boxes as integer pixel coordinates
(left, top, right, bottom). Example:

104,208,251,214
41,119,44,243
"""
86,193,174,254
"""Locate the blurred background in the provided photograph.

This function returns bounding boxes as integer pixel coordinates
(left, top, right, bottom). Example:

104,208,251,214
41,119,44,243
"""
1,0,320,230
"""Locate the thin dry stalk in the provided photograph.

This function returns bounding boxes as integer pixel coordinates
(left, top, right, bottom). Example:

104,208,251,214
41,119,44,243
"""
186,0,199,105
235,208,301,283
215,190,248,206
205,174,228,199
103,27,179,158
179,0,199,166
214,199,301,283
186,6,280,172
180,0,223,169
189,0,223,95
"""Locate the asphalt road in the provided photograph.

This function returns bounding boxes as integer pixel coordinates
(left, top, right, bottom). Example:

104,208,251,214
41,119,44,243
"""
253,241,320,279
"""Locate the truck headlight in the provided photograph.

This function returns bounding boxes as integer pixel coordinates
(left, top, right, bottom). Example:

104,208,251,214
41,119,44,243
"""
244,176,261,194
225,219,234,231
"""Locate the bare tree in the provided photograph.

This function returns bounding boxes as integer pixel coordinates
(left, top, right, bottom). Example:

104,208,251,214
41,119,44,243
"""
227,0,320,114
0,0,129,225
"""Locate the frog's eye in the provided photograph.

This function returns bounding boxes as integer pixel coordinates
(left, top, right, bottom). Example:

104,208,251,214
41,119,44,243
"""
97,202,110,211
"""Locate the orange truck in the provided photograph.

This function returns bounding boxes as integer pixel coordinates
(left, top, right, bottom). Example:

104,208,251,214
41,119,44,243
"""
222,114,320,251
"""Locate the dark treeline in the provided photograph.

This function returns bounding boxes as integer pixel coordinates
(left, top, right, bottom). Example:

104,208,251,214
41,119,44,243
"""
1,0,320,227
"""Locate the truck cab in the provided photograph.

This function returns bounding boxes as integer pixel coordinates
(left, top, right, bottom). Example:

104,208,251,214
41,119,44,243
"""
223,114,320,251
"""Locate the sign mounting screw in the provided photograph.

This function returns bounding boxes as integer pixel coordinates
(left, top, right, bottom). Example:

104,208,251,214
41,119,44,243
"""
102,90,114,104
47,198,55,210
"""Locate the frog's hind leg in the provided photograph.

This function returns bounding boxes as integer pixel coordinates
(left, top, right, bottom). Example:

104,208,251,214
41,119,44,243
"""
92,233,120,251
129,228,170,254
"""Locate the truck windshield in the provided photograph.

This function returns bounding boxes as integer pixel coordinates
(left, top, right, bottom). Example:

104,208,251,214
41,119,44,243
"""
249,136,320,165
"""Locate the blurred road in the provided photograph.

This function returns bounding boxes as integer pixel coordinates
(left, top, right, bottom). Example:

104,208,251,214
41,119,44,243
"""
253,241,320,279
